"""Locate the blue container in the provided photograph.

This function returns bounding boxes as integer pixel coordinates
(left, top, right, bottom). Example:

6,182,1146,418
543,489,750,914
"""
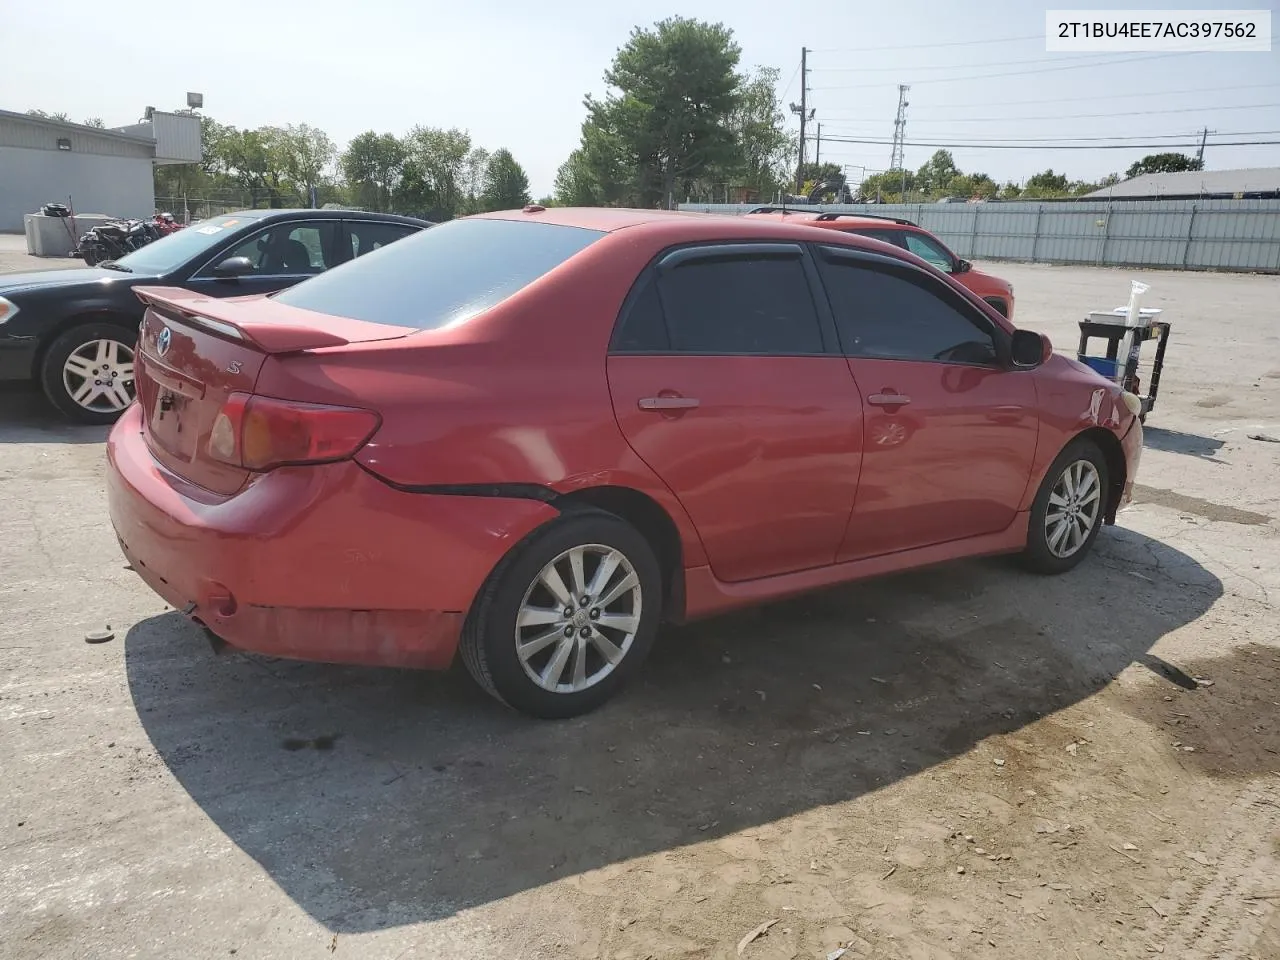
1081,356,1119,379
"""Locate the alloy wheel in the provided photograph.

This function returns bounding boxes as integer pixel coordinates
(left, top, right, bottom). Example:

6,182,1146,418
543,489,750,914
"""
1044,459,1102,559
515,543,643,694
62,339,135,413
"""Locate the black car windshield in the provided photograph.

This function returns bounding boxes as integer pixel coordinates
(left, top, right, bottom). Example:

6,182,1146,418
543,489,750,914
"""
274,218,605,330
114,215,263,275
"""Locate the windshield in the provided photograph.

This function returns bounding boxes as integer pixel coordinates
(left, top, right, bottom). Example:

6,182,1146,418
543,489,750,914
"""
274,218,605,330
115,215,263,275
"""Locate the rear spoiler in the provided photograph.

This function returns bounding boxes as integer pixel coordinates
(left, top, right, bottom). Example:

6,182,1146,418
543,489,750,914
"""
134,286,350,354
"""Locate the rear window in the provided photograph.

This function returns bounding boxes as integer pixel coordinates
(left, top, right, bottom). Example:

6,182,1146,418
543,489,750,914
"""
273,218,605,329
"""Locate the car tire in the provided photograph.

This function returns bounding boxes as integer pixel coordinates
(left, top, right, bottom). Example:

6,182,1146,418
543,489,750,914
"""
1022,437,1109,575
40,321,138,425
460,509,663,719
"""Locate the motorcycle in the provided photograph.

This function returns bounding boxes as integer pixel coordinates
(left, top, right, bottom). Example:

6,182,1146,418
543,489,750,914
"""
76,213,183,265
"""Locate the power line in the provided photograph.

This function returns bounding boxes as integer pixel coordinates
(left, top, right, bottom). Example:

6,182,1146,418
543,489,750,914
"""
811,51,1200,90
810,51,1136,73
821,135,1280,150
818,129,1280,144
858,81,1280,111
807,33,1044,54
814,102,1280,124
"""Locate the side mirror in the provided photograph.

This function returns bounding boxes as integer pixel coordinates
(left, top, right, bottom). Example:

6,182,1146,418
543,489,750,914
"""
1011,329,1048,368
954,259,972,273
211,256,254,278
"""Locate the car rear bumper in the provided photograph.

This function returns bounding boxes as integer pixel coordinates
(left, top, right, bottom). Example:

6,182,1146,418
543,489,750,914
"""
106,405,560,668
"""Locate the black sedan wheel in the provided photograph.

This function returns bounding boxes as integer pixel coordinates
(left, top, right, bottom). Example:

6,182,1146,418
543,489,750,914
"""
40,322,138,425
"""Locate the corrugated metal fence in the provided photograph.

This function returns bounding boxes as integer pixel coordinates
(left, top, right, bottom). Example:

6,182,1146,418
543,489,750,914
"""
676,199,1280,273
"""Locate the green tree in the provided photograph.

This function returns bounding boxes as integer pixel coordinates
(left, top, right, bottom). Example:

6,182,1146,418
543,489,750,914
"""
579,17,743,207
915,149,961,196
27,109,70,123
480,149,532,211
83,117,105,128
1022,169,1071,198
340,131,406,212
461,147,491,214
402,126,473,219
274,123,336,203
859,168,916,202
724,66,794,201
1125,153,1202,179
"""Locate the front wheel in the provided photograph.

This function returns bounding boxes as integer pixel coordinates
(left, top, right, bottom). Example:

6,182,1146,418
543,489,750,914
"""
1022,438,1109,574
460,510,663,719
39,322,138,425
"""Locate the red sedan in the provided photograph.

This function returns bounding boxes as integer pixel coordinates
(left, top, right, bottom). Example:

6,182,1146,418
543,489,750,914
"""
106,207,1143,718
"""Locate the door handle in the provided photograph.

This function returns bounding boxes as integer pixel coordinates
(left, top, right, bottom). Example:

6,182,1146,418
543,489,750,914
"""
638,396,700,411
867,393,911,408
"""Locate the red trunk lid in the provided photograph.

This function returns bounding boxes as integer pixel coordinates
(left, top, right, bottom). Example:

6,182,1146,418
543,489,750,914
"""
132,287,409,495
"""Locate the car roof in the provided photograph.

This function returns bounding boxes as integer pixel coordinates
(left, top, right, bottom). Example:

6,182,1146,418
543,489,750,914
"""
474,206,936,255
473,206,740,232
209,209,433,227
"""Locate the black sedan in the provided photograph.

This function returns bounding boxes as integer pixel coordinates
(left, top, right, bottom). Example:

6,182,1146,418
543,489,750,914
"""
0,209,430,423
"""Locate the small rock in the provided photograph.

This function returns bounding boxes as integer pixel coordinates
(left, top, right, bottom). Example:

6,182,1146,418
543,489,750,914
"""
1065,742,1079,756
812,683,822,691
975,847,987,855
1183,746,1197,752
106,742,115,748
957,866,966,875
965,835,975,842
573,785,591,794
993,759,1006,767
721,655,731,664
1193,677,1214,687
1122,843,1138,851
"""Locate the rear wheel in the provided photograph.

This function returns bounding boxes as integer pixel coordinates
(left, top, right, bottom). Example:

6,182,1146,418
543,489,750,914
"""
1022,438,1109,574
40,322,137,425
460,510,662,719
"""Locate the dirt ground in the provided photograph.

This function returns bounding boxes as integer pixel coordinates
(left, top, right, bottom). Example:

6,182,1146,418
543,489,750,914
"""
1,247,1278,960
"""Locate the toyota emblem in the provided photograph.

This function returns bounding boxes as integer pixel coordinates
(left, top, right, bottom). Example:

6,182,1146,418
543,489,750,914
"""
156,326,172,357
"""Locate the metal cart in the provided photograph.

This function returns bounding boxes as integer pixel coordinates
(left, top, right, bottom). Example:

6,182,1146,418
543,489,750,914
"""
1076,309,1171,422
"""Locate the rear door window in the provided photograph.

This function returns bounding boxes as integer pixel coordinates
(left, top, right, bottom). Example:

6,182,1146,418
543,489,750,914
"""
652,252,824,355
344,220,418,260
274,218,604,329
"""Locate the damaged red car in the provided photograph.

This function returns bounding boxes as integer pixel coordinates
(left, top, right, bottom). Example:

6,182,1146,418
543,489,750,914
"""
106,207,1143,719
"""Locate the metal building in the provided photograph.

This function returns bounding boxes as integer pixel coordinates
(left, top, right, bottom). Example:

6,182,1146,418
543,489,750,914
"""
0,108,202,232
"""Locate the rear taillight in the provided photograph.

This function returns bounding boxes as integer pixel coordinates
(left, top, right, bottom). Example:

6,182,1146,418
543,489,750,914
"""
208,393,380,471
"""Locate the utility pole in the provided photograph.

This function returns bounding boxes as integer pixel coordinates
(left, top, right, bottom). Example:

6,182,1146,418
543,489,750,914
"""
890,84,910,196
790,47,812,192
815,123,822,167
1195,126,1214,166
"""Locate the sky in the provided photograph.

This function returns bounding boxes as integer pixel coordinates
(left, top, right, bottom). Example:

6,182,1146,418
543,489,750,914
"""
3,0,1278,197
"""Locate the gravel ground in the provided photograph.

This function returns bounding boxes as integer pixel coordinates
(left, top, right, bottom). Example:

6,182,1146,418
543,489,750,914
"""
1,250,1278,960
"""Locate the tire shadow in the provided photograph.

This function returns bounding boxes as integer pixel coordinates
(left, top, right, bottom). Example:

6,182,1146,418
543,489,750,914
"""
125,525,1222,933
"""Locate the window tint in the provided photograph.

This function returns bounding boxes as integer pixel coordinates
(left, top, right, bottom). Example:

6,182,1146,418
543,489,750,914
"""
820,256,997,365
346,221,417,259
612,279,669,352
215,222,334,276
903,232,955,272
849,228,907,248
656,255,823,355
274,218,604,330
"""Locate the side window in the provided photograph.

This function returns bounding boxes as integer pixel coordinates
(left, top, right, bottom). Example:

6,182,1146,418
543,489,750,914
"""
346,221,417,259
611,278,669,352
655,254,824,355
820,254,997,365
850,228,908,249
903,232,955,272
213,222,335,276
